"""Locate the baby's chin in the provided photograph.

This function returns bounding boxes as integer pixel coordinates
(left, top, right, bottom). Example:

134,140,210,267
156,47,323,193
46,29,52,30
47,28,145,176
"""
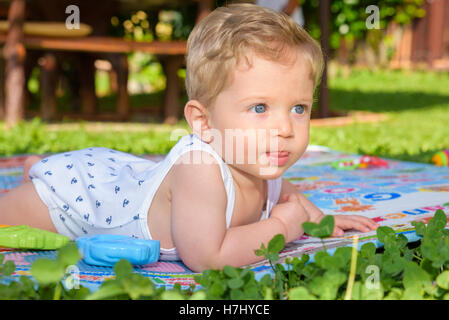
233,160,291,180
256,164,290,180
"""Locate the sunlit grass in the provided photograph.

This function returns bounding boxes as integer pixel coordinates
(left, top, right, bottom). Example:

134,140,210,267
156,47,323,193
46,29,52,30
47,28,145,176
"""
310,66,449,163
1,66,449,164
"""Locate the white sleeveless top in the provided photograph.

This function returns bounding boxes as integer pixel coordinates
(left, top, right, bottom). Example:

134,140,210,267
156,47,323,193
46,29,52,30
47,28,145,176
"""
148,133,283,260
29,133,282,261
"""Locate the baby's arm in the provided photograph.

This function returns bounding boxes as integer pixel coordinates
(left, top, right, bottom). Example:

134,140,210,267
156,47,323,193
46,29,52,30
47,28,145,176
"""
279,178,379,237
170,151,304,272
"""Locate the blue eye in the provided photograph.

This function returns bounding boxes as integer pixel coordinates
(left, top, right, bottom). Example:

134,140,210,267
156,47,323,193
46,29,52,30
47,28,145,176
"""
250,104,267,113
291,105,306,115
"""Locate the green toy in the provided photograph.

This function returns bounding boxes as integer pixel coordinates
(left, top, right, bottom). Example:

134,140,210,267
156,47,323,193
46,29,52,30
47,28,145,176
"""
0,225,70,250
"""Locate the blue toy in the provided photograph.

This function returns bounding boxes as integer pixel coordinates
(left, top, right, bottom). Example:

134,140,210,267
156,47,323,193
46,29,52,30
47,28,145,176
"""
75,234,160,267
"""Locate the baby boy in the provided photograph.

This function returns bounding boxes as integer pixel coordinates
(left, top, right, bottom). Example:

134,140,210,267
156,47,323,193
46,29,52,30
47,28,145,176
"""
0,4,378,272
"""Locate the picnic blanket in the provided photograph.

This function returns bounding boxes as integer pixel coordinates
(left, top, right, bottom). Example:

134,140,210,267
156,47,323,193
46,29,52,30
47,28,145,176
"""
1,145,449,292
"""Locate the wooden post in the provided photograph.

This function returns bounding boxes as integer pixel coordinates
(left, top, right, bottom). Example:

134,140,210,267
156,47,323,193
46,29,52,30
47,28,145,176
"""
318,0,330,118
78,54,97,116
196,0,213,23
39,53,58,121
0,57,4,119
3,0,26,128
427,0,445,68
337,37,348,65
109,53,130,120
159,55,184,125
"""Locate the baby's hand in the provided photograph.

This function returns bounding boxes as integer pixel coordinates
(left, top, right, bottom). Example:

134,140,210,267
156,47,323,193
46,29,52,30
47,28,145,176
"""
326,214,379,237
295,193,379,237
270,193,310,242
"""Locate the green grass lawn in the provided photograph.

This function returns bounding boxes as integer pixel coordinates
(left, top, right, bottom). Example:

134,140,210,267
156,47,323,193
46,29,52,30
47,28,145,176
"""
309,66,449,164
1,65,449,165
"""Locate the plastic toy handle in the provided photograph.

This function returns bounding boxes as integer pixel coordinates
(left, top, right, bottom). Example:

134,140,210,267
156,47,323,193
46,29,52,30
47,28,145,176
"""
0,225,70,250
75,234,160,267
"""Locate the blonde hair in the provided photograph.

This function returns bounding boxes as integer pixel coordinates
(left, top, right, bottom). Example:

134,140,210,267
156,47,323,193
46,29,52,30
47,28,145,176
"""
185,3,324,108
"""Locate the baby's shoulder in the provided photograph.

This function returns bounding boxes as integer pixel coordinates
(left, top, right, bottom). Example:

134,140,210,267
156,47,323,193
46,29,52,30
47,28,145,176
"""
168,149,227,205
172,149,221,167
170,149,223,183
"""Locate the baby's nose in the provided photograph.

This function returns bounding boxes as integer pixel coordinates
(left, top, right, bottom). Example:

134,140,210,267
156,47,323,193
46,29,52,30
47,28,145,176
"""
272,115,294,138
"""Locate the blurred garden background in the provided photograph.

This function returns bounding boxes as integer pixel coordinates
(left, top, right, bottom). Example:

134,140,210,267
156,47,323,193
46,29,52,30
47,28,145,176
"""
0,0,448,164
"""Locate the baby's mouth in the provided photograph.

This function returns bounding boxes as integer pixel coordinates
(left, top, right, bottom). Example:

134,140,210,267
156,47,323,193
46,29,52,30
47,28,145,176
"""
265,151,290,166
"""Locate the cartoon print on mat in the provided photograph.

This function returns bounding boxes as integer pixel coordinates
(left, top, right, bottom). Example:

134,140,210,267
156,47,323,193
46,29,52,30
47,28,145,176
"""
334,198,374,213
1,147,449,290
419,185,449,192
291,180,340,192
2,252,36,266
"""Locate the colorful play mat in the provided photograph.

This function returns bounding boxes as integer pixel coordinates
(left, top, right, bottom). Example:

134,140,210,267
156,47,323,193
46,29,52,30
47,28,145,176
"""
1,145,449,292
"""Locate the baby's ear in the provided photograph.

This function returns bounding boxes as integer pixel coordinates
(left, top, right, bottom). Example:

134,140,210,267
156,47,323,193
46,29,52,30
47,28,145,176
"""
184,100,213,143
